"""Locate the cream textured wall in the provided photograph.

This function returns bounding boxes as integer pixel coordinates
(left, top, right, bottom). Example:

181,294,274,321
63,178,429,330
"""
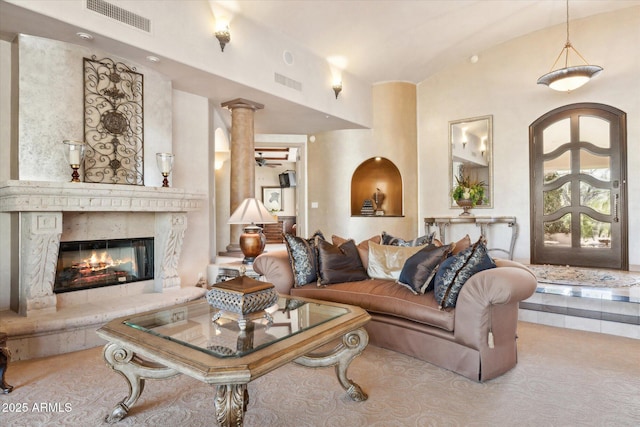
308,82,418,242
13,34,173,184
417,8,640,268
172,90,211,284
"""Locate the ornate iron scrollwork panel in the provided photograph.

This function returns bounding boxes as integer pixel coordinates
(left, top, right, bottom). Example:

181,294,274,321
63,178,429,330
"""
84,56,144,185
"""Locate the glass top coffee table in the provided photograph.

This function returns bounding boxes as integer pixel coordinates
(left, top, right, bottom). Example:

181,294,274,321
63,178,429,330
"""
97,295,371,426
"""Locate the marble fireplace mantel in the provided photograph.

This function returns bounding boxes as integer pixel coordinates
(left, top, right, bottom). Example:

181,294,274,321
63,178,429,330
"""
0,180,204,212
0,180,207,316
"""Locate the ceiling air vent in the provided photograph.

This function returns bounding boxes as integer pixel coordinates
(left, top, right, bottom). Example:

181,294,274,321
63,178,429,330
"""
86,0,151,32
274,73,302,92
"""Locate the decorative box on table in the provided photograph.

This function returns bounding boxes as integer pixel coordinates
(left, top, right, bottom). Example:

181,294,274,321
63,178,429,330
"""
206,276,278,330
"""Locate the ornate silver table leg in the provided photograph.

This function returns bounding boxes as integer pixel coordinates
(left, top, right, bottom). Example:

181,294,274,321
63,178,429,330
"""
103,342,179,424
214,383,248,427
294,328,369,401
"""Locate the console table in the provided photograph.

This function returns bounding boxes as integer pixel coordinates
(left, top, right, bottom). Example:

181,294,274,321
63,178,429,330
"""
424,216,518,260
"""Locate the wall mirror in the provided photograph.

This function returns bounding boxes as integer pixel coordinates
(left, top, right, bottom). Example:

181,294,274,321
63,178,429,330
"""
449,115,493,208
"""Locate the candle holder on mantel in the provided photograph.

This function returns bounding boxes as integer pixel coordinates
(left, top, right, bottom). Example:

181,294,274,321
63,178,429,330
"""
63,140,86,182
156,153,174,187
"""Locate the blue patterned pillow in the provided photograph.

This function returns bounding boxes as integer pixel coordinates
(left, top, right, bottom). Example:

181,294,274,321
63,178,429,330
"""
397,242,455,294
283,230,325,287
381,231,435,247
434,238,496,309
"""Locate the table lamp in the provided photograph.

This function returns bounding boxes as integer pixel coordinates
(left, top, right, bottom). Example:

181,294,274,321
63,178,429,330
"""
228,198,277,264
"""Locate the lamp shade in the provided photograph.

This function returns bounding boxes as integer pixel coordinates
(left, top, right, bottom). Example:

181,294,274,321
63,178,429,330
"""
537,65,603,92
228,198,277,225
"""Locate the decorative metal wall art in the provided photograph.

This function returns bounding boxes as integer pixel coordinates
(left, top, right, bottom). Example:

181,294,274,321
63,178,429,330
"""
83,56,144,184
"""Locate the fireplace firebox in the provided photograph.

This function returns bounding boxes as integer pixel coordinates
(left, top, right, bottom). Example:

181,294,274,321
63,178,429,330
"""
54,238,154,293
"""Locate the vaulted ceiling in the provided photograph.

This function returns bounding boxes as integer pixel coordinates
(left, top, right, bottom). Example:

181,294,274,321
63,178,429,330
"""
219,0,639,85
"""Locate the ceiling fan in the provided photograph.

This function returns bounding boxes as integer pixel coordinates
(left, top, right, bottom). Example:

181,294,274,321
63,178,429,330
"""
255,152,282,168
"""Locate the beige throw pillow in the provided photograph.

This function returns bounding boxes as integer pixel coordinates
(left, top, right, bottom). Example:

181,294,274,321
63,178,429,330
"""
367,241,422,280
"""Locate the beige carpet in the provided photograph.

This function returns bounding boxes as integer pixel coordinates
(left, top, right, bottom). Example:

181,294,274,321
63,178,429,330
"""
2,322,639,426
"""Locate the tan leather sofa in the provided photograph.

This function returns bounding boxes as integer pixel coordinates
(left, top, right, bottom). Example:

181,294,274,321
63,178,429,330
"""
253,250,537,382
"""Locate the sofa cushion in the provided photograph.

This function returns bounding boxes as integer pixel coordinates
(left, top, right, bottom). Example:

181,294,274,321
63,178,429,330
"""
290,279,455,332
283,230,325,286
367,241,422,280
332,234,381,270
397,242,456,294
452,234,471,255
434,237,496,309
316,238,369,285
382,231,435,247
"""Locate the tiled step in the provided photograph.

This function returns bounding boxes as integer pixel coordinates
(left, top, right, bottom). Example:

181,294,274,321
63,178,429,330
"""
519,285,640,339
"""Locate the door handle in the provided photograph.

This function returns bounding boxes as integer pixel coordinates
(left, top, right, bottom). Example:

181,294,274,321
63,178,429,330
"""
613,193,619,223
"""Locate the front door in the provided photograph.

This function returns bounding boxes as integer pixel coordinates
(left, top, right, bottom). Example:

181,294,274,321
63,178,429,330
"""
529,103,628,270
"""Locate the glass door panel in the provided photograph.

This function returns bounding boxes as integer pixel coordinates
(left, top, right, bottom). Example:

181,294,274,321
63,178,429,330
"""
580,214,611,248
542,118,570,153
579,181,610,214
543,182,571,214
579,116,610,148
544,214,571,247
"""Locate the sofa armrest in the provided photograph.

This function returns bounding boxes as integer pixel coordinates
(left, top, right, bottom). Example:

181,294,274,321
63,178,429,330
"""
453,261,537,349
253,250,295,294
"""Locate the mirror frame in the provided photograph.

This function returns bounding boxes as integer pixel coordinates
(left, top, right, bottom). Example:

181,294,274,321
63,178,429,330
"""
449,115,493,209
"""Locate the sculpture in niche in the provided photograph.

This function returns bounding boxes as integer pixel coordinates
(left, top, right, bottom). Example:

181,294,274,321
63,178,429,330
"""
83,56,144,185
449,115,493,209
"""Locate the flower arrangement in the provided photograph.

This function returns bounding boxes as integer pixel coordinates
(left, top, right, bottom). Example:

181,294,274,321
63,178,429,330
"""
452,173,486,207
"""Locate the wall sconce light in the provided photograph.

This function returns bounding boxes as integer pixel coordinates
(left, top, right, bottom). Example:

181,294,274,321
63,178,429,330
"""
215,27,230,52
333,82,343,99
480,137,487,156
537,0,602,92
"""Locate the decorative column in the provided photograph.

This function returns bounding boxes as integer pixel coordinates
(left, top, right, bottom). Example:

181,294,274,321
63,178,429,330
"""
221,98,264,253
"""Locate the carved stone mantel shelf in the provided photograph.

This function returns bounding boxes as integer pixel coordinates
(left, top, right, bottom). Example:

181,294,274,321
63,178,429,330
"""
0,180,204,212
0,180,207,317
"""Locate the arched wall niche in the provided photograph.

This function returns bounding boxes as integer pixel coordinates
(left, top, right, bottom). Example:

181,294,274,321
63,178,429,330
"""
350,157,403,216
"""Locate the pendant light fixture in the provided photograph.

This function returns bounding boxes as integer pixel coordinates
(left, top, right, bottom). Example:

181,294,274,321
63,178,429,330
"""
537,0,602,92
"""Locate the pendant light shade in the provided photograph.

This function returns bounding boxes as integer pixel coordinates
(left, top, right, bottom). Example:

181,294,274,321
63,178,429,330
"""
537,0,603,92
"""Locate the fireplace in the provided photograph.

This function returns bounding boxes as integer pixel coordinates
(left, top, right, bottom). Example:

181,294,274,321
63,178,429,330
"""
0,180,206,317
55,238,154,293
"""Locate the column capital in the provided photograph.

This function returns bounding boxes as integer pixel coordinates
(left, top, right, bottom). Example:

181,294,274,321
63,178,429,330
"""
221,98,264,111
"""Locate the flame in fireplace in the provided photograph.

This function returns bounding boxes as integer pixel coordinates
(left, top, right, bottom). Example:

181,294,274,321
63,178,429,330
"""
81,250,130,272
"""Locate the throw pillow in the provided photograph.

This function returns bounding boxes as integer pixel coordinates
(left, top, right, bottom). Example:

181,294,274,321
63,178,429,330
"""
367,241,422,280
452,234,471,255
283,230,325,287
332,234,381,270
316,238,369,286
381,231,435,247
397,242,456,294
434,237,496,309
